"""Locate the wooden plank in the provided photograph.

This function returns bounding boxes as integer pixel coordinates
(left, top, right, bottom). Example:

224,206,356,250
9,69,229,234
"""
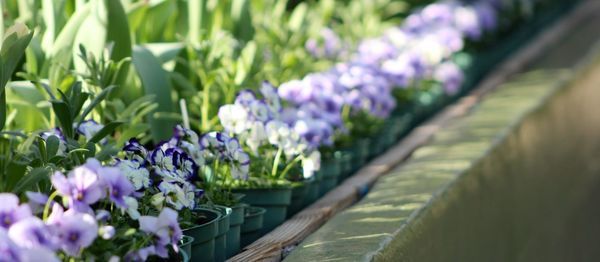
226,1,600,261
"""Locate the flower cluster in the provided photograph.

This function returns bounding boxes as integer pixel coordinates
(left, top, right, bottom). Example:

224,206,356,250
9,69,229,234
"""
116,137,201,211
219,82,321,179
0,159,182,260
279,0,503,141
198,131,251,180
115,124,253,209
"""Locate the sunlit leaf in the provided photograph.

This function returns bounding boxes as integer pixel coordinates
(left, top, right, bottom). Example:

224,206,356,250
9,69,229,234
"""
132,45,174,142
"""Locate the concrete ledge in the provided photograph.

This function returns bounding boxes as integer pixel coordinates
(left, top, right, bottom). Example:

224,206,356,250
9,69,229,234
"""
285,1,600,261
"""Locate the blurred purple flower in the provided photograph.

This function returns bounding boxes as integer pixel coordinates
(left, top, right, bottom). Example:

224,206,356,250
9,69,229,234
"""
0,228,21,261
51,164,104,212
50,209,98,257
8,217,55,250
0,193,32,229
435,62,464,95
138,208,182,258
98,167,134,209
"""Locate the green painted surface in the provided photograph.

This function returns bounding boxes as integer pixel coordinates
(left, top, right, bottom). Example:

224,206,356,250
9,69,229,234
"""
285,8,600,262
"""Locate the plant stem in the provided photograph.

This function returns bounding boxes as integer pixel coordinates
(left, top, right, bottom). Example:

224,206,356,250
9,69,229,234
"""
271,147,283,178
42,191,60,221
279,154,303,179
201,80,211,132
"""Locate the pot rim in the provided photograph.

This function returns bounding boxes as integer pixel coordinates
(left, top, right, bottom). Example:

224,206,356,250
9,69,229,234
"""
244,206,267,218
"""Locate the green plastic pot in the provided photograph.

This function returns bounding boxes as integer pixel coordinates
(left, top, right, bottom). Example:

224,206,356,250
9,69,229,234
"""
181,247,190,262
234,187,291,235
199,205,231,262
371,115,408,156
178,235,194,260
226,203,246,259
183,208,220,262
303,173,320,207
335,150,353,180
240,206,267,248
317,157,341,196
287,178,312,218
349,138,370,173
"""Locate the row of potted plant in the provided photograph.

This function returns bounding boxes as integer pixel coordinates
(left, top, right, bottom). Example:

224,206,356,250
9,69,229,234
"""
0,0,575,261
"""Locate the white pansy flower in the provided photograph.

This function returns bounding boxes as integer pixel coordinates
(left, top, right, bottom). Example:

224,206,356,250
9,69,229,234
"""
302,151,321,179
266,120,291,146
246,121,267,155
249,100,271,122
116,160,151,190
218,104,249,134
158,182,195,210
230,150,250,180
151,193,165,210
260,81,282,114
75,120,104,141
124,196,140,219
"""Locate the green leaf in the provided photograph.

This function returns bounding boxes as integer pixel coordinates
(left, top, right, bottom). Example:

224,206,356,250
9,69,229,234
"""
78,85,115,123
36,137,48,164
72,0,107,72
45,134,60,158
67,81,89,118
142,0,177,42
125,1,149,37
116,122,148,147
48,3,91,89
0,24,33,131
89,121,123,144
95,144,119,161
143,42,184,64
4,161,27,192
83,142,96,159
118,94,156,119
6,81,51,131
235,41,257,85
104,0,132,62
50,100,73,138
132,45,174,142
188,0,208,43
41,0,66,53
0,93,6,132
288,3,307,33
12,167,52,194
231,0,254,42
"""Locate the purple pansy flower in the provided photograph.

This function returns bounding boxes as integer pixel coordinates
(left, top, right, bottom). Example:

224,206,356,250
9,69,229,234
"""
0,228,22,261
138,208,182,258
50,209,98,257
0,193,32,229
8,217,55,250
435,61,464,95
123,138,149,158
51,163,105,212
98,166,135,209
